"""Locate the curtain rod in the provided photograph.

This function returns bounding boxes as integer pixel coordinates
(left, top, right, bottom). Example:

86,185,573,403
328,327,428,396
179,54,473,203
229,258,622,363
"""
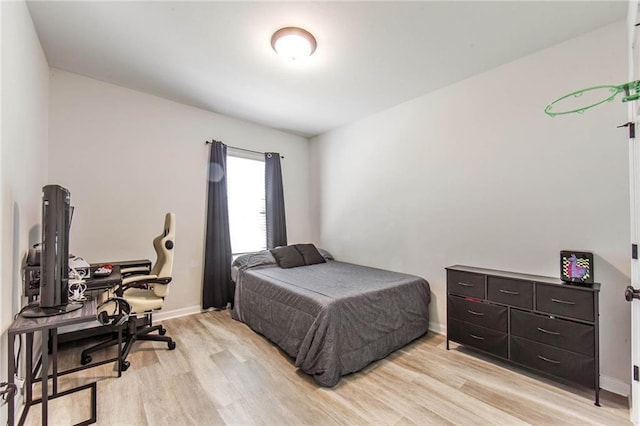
205,140,284,159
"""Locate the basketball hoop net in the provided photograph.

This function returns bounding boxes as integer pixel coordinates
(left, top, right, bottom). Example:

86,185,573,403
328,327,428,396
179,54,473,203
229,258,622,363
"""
545,80,640,117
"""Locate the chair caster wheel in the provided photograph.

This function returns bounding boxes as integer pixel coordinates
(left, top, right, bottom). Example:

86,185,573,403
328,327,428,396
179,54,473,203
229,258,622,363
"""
168,341,176,350
159,327,167,336
120,361,130,371
81,354,92,365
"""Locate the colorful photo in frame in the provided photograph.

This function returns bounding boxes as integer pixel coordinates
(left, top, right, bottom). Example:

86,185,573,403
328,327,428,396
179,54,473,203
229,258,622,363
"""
560,250,594,284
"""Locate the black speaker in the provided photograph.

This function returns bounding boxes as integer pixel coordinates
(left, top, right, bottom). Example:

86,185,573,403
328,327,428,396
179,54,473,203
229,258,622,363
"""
40,185,71,308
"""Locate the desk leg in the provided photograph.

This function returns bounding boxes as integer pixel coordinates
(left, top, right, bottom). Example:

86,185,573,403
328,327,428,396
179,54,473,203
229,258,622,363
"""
52,329,58,395
8,332,15,426
41,329,49,426
117,325,122,377
26,333,33,404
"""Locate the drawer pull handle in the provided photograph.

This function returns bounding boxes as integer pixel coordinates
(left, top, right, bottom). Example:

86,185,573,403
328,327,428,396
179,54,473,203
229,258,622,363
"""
537,355,561,364
551,298,575,305
499,289,519,295
458,282,475,287
467,310,484,316
537,327,560,336
469,333,485,340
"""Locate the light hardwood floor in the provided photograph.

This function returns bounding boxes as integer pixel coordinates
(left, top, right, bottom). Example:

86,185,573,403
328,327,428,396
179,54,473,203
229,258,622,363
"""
24,310,630,425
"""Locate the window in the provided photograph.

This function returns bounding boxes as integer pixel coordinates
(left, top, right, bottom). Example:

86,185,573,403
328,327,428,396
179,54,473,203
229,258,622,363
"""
226,153,266,255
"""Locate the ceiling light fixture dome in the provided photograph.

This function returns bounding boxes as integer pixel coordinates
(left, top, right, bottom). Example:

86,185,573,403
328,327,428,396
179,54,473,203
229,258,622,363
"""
271,27,317,61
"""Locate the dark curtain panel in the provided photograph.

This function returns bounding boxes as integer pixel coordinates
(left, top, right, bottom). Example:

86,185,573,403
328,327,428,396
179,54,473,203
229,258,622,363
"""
203,141,234,309
265,152,287,249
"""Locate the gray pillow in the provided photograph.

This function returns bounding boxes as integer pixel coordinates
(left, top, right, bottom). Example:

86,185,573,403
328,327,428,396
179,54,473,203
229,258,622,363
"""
231,250,277,282
270,246,305,268
295,243,326,266
232,250,277,269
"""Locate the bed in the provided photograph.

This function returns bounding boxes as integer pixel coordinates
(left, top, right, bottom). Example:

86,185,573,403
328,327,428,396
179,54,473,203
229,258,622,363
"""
231,244,431,387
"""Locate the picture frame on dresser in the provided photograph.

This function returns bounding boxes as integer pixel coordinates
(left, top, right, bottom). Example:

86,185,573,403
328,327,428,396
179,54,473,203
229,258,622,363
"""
445,265,600,406
560,250,594,284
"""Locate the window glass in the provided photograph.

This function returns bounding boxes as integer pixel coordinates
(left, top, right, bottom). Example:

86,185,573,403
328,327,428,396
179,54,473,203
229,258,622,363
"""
227,154,266,254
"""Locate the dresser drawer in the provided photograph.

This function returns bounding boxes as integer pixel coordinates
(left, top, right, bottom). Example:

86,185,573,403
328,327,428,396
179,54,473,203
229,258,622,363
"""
448,318,508,358
511,309,594,356
536,284,595,322
447,295,507,332
447,270,485,298
511,336,595,388
486,276,532,309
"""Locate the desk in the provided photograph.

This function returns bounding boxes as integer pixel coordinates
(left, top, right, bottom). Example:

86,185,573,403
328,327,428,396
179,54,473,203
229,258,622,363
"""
7,267,124,426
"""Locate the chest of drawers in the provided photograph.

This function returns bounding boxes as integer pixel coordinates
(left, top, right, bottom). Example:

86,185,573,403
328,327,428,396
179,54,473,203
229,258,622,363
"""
446,265,600,405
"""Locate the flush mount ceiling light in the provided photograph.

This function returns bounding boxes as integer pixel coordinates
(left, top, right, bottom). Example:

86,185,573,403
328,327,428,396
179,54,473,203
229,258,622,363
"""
271,27,317,61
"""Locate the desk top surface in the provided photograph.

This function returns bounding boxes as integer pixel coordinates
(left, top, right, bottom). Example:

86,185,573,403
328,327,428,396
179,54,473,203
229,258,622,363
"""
9,265,121,334
8,293,109,334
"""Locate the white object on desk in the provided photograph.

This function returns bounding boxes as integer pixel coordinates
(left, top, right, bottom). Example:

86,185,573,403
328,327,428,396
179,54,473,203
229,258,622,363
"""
69,256,91,278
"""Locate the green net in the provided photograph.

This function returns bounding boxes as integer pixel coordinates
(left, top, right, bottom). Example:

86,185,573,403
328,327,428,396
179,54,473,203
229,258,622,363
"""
545,81,640,117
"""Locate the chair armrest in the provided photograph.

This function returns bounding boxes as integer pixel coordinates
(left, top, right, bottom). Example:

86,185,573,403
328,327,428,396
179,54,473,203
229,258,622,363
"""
116,274,172,294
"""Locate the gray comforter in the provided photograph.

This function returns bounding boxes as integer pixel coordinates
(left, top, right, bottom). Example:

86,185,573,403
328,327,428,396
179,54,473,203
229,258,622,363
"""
232,261,431,387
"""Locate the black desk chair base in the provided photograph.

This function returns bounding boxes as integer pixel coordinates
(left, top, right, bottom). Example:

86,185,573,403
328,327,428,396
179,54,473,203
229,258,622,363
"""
80,315,176,371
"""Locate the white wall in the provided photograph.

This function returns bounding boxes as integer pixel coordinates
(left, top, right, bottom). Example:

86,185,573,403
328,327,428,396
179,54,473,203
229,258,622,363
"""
0,0,49,421
310,21,631,393
48,69,311,315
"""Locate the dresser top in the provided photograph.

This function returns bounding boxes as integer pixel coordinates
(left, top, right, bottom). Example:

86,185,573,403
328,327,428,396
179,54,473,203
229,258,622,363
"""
446,264,601,291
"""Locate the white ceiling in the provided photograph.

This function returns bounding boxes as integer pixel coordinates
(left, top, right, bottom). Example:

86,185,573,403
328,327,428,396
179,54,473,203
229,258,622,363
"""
27,1,626,138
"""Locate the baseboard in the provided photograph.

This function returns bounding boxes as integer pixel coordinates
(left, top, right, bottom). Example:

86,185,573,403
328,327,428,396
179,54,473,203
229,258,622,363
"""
429,321,445,335
154,305,203,322
600,375,630,397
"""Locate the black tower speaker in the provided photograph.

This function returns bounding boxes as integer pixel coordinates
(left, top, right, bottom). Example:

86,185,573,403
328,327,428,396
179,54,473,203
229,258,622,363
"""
40,184,71,307
21,184,81,318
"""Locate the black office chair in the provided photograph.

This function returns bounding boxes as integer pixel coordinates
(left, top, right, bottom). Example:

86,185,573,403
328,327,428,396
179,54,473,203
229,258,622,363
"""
80,212,177,370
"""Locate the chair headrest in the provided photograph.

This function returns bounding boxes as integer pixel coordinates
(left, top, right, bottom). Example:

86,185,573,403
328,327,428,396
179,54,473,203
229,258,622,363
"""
163,212,175,239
